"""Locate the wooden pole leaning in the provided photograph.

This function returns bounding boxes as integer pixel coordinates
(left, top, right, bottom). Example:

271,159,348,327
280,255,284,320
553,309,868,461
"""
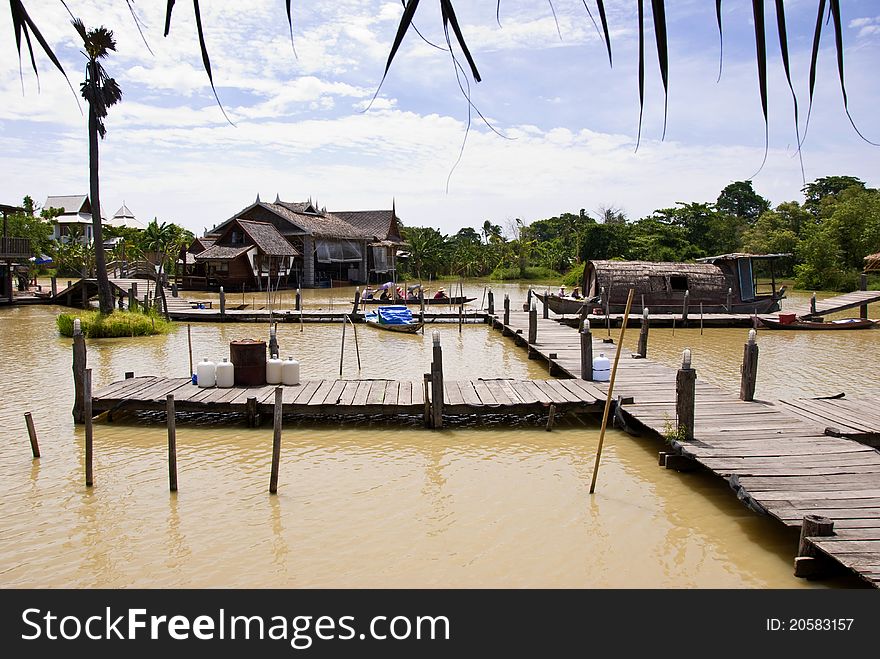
269,387,283,494
25,412,40,458
166,394,178,492
84,368,94,487
187,324,193,378
676,349,696,442
589,288,635,494
740,329,759,402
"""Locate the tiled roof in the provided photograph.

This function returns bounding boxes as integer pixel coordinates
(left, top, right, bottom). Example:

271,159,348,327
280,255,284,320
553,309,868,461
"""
270,202,371,239
194,244,251,261
45,195,88,215
236,219,299,256
331,210,402,242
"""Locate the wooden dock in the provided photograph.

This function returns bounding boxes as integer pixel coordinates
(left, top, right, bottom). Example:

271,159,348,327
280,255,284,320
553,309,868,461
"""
91,375,606,420
778,396,880,447
490,309,880,587
782,290,880,319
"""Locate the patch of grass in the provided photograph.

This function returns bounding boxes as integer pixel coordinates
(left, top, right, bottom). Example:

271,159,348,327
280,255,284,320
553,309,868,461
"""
489,266,561,281
57,310,172,338
663,415,688,446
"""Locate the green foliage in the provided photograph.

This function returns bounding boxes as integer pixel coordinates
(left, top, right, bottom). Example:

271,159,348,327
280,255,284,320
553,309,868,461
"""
663,415,688,445
802,176,865,214
56,309,172,338
561,262,585,287
716,180,770,222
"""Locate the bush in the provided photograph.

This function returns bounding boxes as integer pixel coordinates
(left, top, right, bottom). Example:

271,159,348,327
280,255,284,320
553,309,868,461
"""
57,310,172,338
489,266,560,281
561,262,585,287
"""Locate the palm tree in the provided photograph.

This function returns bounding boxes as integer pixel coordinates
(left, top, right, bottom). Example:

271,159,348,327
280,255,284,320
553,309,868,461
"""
73,18,122,315
142,218,174,319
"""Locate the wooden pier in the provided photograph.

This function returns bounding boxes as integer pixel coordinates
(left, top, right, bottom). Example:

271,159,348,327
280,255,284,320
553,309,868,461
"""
783,290,880,319
91,375,606,421
490,308,880,587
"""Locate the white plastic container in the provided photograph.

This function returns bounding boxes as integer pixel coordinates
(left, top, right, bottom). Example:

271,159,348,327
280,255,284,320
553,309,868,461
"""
196,358,216,388
281,356,300,386
215,357,235,388
592,353,611,382
266,356,283,384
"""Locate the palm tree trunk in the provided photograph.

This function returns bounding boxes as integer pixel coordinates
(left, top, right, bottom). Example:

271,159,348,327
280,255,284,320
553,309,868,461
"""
88,88,114,315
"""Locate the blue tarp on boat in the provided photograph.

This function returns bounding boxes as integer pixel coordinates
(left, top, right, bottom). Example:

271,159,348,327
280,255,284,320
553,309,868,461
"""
376,306,414,325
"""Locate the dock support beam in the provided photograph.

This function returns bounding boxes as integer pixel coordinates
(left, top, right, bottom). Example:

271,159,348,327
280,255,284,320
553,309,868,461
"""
431,331,444,429
636,308,649,359
525,286,532,312
681,290,689,327
246,396,259,428
487,289,494,315
528,300,537,345
740,329,759,402
794,515,835,579
542,289,549,319
51,277,57,298
72,321,87,424
675,349,695,442
219,286,226,320
810,292,817,315
352,287,361,315
726,287,732,313
580,321,593,381
503,294,510,328
84,368,94,487
295,288,301,311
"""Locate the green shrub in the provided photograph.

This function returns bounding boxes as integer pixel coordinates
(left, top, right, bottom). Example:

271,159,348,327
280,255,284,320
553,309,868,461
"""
561,262,585,287
57,310,172,338
488,266,560,281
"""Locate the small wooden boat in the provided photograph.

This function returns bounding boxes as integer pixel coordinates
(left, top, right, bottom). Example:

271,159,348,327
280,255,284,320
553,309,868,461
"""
364,306,424,333
759,317,877,330
534,292,594,315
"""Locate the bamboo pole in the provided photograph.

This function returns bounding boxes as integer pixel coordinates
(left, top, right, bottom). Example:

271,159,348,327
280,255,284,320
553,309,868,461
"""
25,412,40,458
589,288,635,495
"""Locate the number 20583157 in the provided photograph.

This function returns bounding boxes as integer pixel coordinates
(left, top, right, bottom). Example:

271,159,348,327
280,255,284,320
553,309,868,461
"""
766,618,854,631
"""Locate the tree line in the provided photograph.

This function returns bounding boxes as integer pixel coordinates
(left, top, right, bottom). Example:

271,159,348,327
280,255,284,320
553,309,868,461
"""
398,175,880,292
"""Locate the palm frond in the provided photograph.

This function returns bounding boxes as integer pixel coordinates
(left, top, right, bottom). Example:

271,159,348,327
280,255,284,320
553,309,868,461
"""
285,0,297,58
126,0,154,56
164,0,175,36
192,0,234,126
751,0,768,177
715,0,723,82
636,0,645,151
439,0,481,82
596,1,612,66
10,0,76,98
651,0,668,140
547,1,563,42
773,0,805,180
828,0,877,145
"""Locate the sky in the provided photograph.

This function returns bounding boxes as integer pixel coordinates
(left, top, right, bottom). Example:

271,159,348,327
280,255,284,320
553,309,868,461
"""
1,0,879,238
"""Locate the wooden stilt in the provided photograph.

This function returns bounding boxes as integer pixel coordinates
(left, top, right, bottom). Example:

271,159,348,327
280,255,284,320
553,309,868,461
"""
25,412,40,458
269,387,283,494
166,394,178,492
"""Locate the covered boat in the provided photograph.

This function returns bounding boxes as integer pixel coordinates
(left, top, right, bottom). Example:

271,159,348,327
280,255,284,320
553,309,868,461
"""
581,253,789,314
364,305,423,333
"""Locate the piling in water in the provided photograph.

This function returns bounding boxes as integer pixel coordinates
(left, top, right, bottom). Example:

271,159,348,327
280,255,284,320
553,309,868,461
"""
25,412,40,458
167,394,178,492
269,387,283,494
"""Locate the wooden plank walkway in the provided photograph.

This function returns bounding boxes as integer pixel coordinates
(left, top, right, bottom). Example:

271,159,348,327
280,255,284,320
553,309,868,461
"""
778,396,880,447
92,376,606,418
490,309,880,587
781,290,880,319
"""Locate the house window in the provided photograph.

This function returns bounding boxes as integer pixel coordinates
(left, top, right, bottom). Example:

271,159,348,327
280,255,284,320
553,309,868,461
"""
669,275,688,292
231,230,242,245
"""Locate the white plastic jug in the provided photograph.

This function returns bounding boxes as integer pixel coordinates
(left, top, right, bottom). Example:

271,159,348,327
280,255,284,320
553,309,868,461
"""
282,356,300,386
215,357,235,388
592,353,611,382
196,358,216,388
266,356,283,384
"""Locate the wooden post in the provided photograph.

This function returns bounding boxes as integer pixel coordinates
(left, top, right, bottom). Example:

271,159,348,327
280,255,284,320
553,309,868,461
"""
166,394,178,492
125,371,134,379
423,373,432,428
810,292,817,315
487,289,494,315
295,288,301,311
142,293,149,312
794,514,835,578
84,368,94,487
419,288,425,330
859,273,869,319
171,282,178,298
580,321,593,381
269,387,283,494
352,286,361,315
526,286,532,312
503,294,510,326
50,276,57,298
25,412,40,458
675,349,696,442
246,396,259,428
431,331,443,429
542,289,549,319
339,316,347,376
269,323,279,359
219,286,226,320
127,286,135,311
458,302,463,333
740,328,759,401
699,302,704,335
528,300,537,345
187,324,193,377
637,308,649,358
726,287,732,313
545,403,556,432
72,321,87,424
682,289,689,326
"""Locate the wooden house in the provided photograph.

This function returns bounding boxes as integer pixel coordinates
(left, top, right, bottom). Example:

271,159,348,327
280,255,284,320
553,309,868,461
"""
330,205,406,284
194,219,298,291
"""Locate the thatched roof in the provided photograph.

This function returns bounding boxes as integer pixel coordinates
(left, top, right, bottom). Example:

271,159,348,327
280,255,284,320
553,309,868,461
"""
236,219,299,256
584,259,729,300
271,202,371,239
194,244,251,261
331,210,403,242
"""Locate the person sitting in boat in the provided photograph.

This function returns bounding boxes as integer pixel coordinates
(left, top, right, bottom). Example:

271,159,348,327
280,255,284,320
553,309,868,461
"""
558,285,566,297
379,288,390,300
363,286,374,300
407,285,420,301
571,286,582,299
434,288,448,299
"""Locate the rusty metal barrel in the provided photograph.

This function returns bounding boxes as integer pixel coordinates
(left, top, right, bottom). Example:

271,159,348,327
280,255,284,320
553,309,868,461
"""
230,339,267,386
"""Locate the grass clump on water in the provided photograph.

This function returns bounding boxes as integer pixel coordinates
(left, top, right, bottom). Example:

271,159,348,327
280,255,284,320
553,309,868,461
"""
57,309,172,338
